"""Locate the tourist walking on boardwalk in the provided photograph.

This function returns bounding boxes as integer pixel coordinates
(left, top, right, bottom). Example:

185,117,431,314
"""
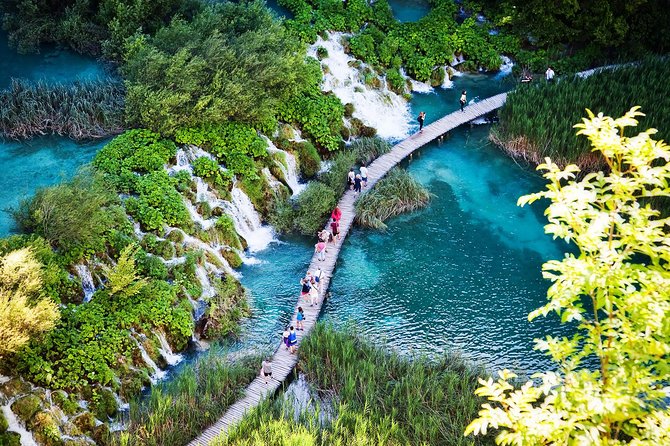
282,329,290,350
360,163,368,187
309,279,319,306
330,217,340,241
260,358,272,384
314,267,322,288
347,168,355,190
300,277,311,301
315,239,327,261
296,307,305,330
417,111,426,132
354,174,362,194
460,90,467,112
545,66,555,82
288,326,298,353
331,206,342,223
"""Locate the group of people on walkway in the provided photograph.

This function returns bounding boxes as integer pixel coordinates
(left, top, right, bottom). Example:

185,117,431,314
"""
347,164,368,194
262,204,344,383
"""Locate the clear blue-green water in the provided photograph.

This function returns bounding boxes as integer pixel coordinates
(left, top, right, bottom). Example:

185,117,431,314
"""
387,0,431,22
0,33,110,236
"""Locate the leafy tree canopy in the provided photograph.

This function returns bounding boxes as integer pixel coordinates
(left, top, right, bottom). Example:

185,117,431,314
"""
466,108,670,444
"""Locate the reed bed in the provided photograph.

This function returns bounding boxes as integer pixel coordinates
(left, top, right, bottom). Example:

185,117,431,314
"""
112,353,259,446
0,78,125,140
218,324,493,446
355,168,432,230
496,57,670,171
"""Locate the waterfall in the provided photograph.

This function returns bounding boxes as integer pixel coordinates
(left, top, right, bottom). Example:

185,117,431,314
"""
195,265,216,299
221,188,275,252
265,138,306,196
307,32,412,140
75,264,95,303
496,56,514,79
132,337,166,383
1,401,38,446
156,332,183,366
399,68,434,94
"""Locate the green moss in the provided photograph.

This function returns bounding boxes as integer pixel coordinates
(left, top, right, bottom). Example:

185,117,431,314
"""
344,103,355,118
11,395,41,423
72,412,96,434
221,249,243,269
295,141,321,179
213,216,242,250
166,229,184,243
92,388,118,420
31,412,62,446
51,391,79,416
0,432,21,446
0,411,8,433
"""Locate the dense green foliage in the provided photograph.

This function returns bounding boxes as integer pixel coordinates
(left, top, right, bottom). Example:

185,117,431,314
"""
295,141,321,178
203,275,250,339
472,0,670,72
271,137,390,235
279,0,503,80
175,123,268,178
220,324,493,446
468,110,670,445
112,354,259,446
192,157,233,191
0,79,124,140
122,2,311,135
0,0,199,57
355,168,431,230
493,57,670,170
12,170,126,258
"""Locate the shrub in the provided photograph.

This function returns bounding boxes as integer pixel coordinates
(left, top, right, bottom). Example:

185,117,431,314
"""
320,150,357,194
203,275,249,339
125,171,190,231
192,157,232,191
295,141,321,178
292,182,337,235
213,216,242,250
349,137,392,164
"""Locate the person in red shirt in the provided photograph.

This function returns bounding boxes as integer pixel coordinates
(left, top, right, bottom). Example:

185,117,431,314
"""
330,218,340,241
331,206,341,222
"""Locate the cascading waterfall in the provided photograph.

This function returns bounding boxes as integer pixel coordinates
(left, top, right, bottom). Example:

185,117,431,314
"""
307,32,412,140
265,138,306,196
222,188,275,252
156,332,183,366
74,264,95,303
131,336,166,383
1,400,39,446
167,145,215,175
400,68,434,93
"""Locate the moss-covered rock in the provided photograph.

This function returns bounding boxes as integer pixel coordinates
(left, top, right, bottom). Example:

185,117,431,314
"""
92,388,118,420
71,412,96,434
11,395,41,423
0,411,8,433
0,378,31,402
212,216,242,250
50,391,78,416
31,411,63,446
296,141,321,179
221,249,243,269
344,102,355,118
0,432,21,446
92,423,110,445
166,229,184,243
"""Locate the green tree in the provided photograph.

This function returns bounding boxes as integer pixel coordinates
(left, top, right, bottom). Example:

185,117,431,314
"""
0,248,60,358
466,108,670,444
122,1,310,134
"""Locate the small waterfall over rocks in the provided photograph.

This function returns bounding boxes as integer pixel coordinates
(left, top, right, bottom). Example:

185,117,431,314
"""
265,138,306,196
400,68,434,93
131,336,166,383
220,187,275,252
156,332,183,366
308,32,412,140
74,264,95,303
1,399,39,446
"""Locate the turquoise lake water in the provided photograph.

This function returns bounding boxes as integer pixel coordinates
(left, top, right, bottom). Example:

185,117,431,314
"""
0,33,109,235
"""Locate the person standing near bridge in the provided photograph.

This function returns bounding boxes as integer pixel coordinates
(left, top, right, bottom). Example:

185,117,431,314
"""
417,111,426,132
460,90,467,112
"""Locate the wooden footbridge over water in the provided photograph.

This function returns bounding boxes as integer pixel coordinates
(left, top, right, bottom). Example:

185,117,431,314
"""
188,92,508,445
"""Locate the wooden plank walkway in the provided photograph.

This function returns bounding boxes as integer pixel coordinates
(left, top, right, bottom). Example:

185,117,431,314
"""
187,92,508,446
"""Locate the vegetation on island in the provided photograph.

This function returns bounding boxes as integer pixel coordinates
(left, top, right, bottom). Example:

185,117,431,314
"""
355,168,431,230
217,324,493,446
492,57,670,171
467,110,670,444
470,0,670,73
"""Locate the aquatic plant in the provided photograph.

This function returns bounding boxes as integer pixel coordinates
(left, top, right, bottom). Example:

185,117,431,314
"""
218,324,493,446
467,109,670,444
355,168,431,230
0,79,124,140
494,57,670,171
111,353,260,446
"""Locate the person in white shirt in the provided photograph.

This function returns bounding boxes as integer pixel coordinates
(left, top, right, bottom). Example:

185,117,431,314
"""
360,163,368,187
347,168,355,190
545,66,555,82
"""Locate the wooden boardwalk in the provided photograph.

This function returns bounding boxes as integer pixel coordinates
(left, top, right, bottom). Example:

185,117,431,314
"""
187,92,508,446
